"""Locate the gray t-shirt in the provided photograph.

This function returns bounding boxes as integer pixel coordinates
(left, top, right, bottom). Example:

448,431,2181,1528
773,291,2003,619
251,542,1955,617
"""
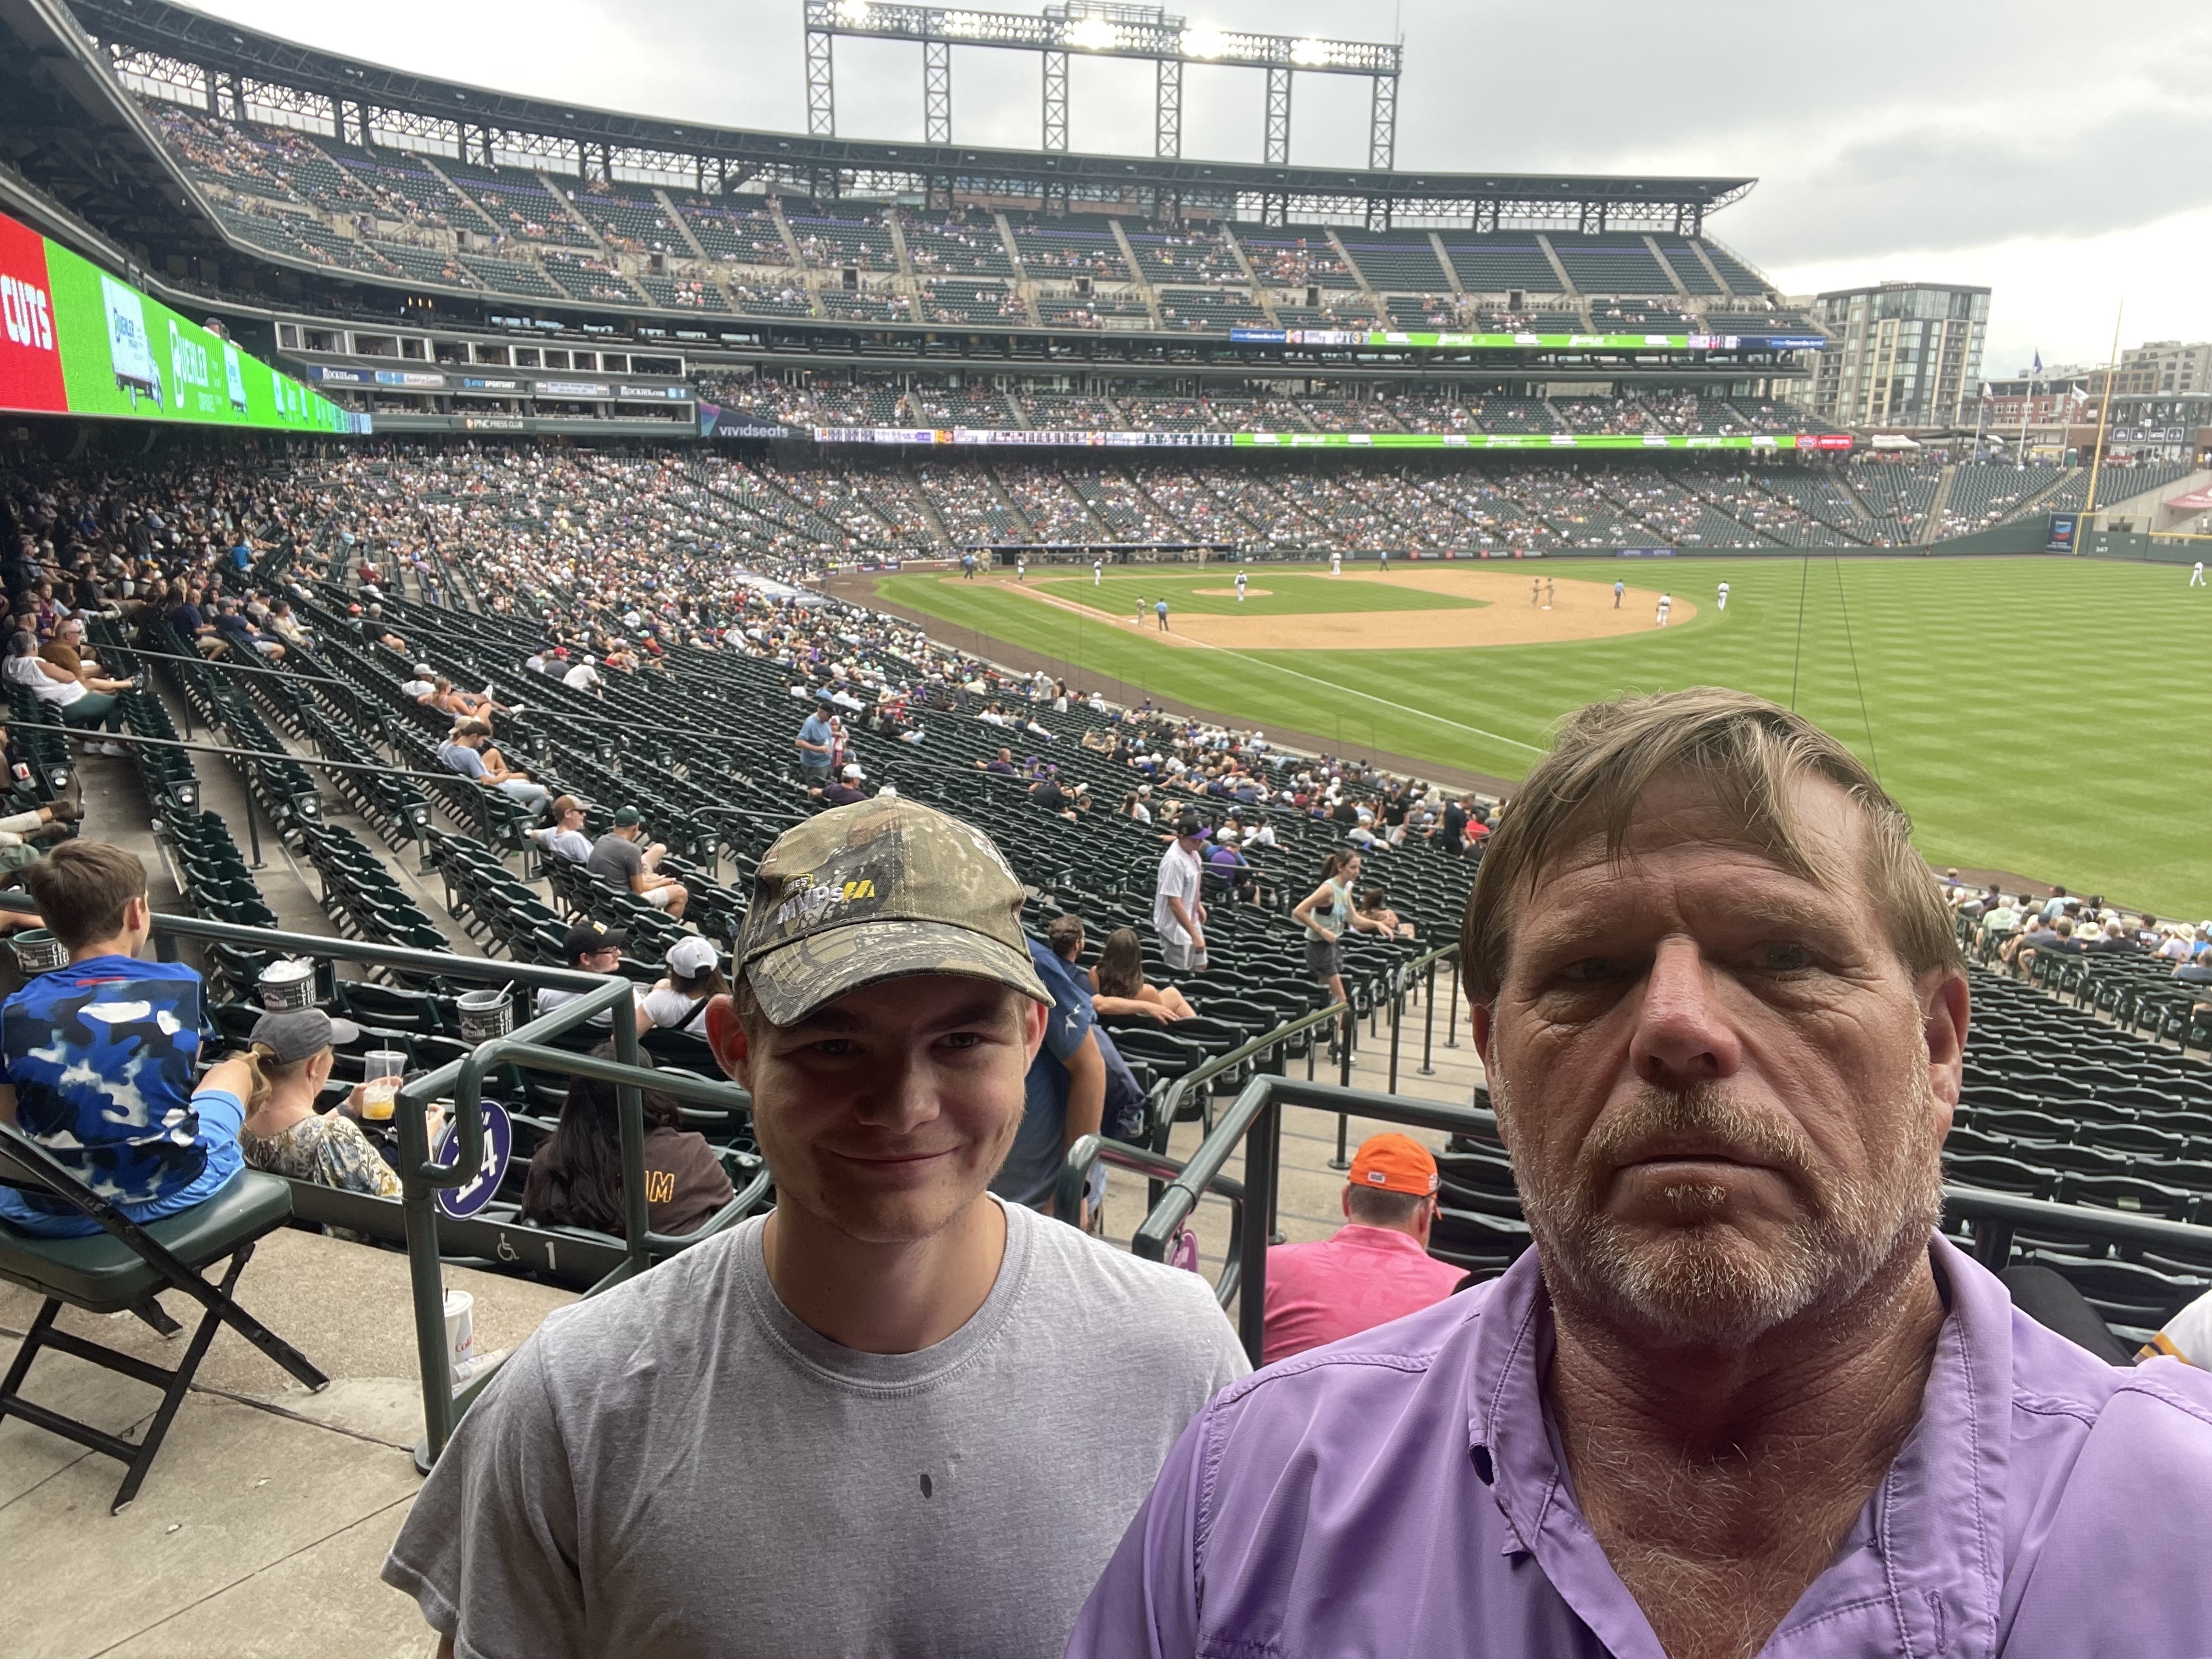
585,832,644,888
532,826,592,865
381,1199,1247,1658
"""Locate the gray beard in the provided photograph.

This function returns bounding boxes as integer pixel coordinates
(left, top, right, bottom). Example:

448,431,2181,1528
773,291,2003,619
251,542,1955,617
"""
1497,1070,1944,1348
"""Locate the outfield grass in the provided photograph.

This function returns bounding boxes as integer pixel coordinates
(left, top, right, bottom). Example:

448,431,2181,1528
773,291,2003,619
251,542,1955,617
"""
874,557,2212,917
1029,570,1487,617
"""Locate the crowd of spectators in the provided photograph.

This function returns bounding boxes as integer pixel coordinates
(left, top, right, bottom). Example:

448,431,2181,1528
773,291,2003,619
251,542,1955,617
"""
138,90,1854,357
697,377,1856,445
1949,875,2212,991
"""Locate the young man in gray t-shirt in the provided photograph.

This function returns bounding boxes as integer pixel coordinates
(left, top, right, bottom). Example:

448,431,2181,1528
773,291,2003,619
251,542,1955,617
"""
383,798,1246,1658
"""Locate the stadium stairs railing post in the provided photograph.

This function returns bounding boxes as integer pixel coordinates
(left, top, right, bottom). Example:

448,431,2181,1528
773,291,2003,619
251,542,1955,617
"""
1068,996,1350,1235
1420,958,1437,1076
1444,957,1460,1048
1387,968,1404,1094
398,975,640,1469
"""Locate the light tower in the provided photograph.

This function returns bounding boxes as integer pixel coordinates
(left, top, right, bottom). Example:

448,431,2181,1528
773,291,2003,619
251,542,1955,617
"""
800,0,1402,171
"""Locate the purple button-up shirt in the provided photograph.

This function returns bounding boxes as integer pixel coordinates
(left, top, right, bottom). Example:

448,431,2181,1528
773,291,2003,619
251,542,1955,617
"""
1069,1235,2212,1657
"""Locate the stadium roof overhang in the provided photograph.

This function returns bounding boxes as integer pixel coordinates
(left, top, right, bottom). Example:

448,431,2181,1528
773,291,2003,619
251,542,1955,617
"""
61,0,1753,227
0,0,233,264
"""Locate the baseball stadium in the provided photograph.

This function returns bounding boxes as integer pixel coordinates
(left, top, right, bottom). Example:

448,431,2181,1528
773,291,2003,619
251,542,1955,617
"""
1,0,2210,1651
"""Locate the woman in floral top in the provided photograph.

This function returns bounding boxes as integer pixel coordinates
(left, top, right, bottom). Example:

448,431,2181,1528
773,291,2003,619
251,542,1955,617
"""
210,1007,404,1199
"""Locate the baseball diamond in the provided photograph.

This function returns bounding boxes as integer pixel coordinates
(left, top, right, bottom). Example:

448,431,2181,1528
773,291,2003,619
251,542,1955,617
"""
871,555,2211,917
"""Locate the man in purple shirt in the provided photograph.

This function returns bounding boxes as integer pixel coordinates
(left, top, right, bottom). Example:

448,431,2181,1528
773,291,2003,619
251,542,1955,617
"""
1072,687,2212,1659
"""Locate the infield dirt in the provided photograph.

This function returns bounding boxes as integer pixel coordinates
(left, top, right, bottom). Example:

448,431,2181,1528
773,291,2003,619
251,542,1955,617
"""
1005,567,1695,650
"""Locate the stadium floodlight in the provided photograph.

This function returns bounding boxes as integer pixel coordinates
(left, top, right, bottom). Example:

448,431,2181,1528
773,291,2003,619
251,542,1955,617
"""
799,0,1399,170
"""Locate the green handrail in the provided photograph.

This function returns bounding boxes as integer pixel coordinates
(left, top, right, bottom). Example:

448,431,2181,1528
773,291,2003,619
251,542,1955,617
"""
1147,940,1460,1154
1133,1075,1493,1367
1944,1185,2212,1269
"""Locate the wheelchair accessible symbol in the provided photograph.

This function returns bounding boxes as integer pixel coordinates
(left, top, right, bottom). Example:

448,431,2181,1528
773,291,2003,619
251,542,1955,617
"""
435,1099,514,1219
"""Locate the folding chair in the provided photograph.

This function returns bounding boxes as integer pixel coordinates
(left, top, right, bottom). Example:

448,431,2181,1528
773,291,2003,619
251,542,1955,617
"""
0,1122,329,1512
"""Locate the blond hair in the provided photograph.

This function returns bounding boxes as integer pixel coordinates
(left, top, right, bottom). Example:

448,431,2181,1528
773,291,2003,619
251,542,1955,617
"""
238,1042,312,1114
1459,687,1960,1001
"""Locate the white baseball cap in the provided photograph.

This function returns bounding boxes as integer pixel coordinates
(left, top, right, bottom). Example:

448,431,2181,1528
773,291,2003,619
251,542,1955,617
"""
842,763,864,780
667,935,720,977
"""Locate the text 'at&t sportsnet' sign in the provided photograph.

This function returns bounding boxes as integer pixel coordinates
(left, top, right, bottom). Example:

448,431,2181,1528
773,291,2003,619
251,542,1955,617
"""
0,214,65,414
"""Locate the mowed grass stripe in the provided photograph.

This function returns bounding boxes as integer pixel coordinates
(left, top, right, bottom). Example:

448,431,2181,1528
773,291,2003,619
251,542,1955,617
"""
874,558,2212,915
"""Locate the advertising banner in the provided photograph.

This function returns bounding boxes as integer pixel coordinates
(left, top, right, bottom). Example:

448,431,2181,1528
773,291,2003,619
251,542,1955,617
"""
0,206,365,433
0,212,65,414
1228,327,1827,353
802,425,1849,453
1234,432,1837,452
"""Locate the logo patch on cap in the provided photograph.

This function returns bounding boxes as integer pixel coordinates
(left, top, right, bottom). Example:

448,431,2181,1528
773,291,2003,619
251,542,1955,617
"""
772,875,880,928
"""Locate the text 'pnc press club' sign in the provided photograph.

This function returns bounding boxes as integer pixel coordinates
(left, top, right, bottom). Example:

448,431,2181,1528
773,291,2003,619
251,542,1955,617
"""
0,205,365,433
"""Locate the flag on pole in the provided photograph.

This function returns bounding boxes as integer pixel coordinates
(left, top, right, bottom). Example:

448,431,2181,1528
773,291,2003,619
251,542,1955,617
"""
2032,350,2043,376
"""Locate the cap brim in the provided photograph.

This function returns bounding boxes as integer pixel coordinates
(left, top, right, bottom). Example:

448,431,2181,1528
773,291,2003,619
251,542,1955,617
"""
744,919,1051,1028
328,1017,363,1049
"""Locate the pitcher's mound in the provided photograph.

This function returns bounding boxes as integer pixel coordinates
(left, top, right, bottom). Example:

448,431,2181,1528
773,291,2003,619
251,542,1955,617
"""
1192,586,1272,598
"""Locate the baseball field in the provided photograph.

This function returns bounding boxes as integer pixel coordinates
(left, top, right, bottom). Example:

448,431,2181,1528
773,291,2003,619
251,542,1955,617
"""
867,556,2212,918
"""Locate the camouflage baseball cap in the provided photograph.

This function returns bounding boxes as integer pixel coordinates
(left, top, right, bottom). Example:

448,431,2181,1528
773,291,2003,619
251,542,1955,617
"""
736,797,1049,1026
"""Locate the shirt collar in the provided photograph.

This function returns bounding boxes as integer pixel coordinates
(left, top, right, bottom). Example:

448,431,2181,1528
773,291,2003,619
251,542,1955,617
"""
1464,1233,2008,1659
1331,1223,1437,1256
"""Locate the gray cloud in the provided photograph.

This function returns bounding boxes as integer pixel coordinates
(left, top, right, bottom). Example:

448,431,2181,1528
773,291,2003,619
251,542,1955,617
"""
1731,96,2212,265
190,0,2212,346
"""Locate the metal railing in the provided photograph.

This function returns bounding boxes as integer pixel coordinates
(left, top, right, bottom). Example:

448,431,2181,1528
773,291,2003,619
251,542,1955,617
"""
1130,1074,1492,1369
1055,942,1467,1282
1147,940,1462,1136
1052,1132,1248,1301
0,895,764,1468
1105,1064,2212,1372
1943,1184,2212,1269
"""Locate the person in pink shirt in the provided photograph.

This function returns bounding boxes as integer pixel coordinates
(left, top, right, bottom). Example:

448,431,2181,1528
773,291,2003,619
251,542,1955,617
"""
1261,1133,1464,1364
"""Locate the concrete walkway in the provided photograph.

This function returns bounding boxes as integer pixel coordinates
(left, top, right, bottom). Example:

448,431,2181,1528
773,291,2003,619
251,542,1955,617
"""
0,1228,573,1658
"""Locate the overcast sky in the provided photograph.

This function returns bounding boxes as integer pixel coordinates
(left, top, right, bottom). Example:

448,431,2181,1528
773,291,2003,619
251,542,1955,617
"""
189,0,2212,375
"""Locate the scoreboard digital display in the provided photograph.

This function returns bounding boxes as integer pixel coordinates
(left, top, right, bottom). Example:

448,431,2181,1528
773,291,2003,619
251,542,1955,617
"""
0,206,365,434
